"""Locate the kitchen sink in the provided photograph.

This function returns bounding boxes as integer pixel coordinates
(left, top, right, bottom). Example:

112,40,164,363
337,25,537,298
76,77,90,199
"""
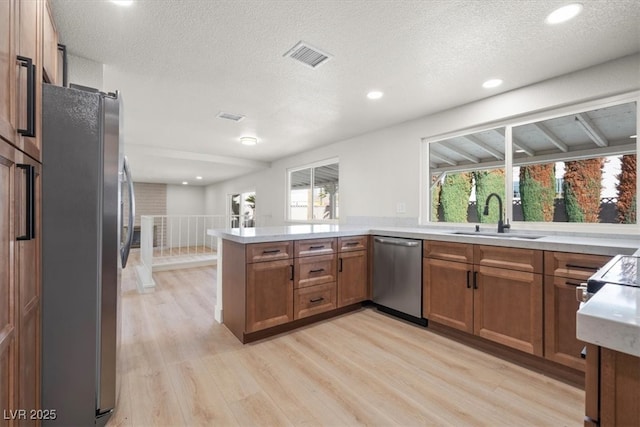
451,231,544,240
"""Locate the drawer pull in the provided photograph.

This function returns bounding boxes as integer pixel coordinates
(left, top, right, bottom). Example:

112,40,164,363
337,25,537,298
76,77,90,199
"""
262,249,281,254
466,270,471,289
566,263,597,271
566,280,583,287
289,265,294,281
309,268,325,274
309,297,324,303
339,258,343,272
309,245,325,250
345,242,359,246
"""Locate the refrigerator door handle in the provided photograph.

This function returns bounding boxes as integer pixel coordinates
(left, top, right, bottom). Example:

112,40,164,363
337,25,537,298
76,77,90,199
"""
16,164,35,241
120,156,135,267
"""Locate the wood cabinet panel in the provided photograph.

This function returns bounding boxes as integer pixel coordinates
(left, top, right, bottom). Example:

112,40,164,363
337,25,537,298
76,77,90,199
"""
543,251,610,280
423,240,473,263
0,0,16,146
423,258,473,333
474,245,542,273
16,0,41,160
294,282,336,320
0,142,16,425
42,0,58,85
474,265,543,356
600,348,640,427
18,304,38,423
585,344,600,424
338,235,367,252
337,249,368,307
544,275,586,371
246,259,294,333
246,241,292,263
294,238,336,258
295,254,336,289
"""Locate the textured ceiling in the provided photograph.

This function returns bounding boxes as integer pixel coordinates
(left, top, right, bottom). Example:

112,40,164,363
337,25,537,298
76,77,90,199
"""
50,0,640,185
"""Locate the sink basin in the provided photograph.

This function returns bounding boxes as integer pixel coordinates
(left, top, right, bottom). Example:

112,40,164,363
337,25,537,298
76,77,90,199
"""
451,231,544,240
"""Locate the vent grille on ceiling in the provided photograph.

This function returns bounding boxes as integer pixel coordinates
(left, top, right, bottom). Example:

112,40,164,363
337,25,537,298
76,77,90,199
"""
216,112,245,122
284,41,332,69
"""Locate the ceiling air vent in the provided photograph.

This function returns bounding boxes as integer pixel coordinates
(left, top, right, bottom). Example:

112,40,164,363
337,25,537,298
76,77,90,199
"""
216,112,245,122
284,41,332,69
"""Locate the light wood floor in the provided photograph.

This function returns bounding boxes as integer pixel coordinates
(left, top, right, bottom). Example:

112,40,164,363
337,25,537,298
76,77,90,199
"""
111,255,584,426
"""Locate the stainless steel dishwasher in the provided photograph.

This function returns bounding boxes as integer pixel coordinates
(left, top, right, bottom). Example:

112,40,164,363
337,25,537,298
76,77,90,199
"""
372,236,425,325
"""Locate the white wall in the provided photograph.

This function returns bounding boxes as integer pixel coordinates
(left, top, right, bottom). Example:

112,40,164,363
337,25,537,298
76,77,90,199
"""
167,185,205,215
67,54,104,90
205,54,640,226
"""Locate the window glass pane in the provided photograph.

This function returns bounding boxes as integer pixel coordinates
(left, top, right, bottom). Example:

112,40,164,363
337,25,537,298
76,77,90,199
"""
430,128,505,223
313,163,339,220
290,168,311,221
512,101,637,223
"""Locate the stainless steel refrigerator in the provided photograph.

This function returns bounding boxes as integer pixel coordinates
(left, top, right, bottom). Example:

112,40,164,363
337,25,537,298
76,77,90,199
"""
41,83,135,426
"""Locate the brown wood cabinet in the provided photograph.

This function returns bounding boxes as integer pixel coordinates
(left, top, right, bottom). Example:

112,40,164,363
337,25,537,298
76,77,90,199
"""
544,252,610,371
585,344,640,426
222,236,368,343
337,240,368,307
1,0,47,422
423,241,543,356
41,0,58,85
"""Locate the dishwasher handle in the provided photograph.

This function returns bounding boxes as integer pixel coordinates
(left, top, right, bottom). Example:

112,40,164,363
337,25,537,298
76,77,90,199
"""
374,237,419,247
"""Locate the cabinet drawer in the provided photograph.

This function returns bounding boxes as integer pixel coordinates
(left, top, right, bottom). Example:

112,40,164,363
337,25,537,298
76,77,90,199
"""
295,238,337,257
247,241,292,263
294,282,337,320
338,235,368,252
475,245,542,273
544,251,611,280
423,240,473,263
295,254,336,288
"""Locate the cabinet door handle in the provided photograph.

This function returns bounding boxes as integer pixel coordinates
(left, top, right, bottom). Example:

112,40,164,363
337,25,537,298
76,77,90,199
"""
566,263,597,271
289,265,294,281
339,258,343,272
17,164,35,241
17,56,36,137
57,43,68,87
309,297,324,303
473,271,478,289
466,270,471,289
309,245,325,250
262,249,281,254
309,268,325,274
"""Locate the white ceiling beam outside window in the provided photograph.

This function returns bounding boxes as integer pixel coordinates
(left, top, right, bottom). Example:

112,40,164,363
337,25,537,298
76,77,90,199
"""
461,134,504,160
430,150,458,166
494,128,535,157
575,113,609,147
439,144,480,163
533,123,569,152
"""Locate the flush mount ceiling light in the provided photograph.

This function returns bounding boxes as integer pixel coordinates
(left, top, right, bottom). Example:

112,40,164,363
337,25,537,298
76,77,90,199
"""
545,3,583,25
182,181,188,185
196,176,203,180
111,0,134,6
367,91,384,100
240,136,258,146
482,78,503,89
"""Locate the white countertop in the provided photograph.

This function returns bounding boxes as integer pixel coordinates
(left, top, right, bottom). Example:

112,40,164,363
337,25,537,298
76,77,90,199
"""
577,284,640,357
207,225,640,256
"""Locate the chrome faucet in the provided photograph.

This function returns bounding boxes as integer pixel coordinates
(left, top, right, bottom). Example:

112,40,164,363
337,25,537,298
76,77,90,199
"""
483,193,510,233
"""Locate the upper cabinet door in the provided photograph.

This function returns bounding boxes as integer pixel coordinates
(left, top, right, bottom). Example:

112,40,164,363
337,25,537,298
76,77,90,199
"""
42,0,59,85
0,0,17,146
15,0,41,161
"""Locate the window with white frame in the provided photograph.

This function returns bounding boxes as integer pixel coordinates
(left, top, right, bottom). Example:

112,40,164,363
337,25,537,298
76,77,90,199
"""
424,95,638,227
288,159,339,221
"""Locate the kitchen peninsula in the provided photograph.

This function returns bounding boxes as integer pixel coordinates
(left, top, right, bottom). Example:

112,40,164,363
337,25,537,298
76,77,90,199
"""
209,225,638,388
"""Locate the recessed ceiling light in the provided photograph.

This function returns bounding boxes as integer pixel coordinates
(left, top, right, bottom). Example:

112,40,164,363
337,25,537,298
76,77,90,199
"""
240,136,258,146
196,176,203,180
111,0,134,6
545,3,583,25
367,91,384,100
182,181,188,185
482,79,503,89
515,149,526,153
631,135,638,139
